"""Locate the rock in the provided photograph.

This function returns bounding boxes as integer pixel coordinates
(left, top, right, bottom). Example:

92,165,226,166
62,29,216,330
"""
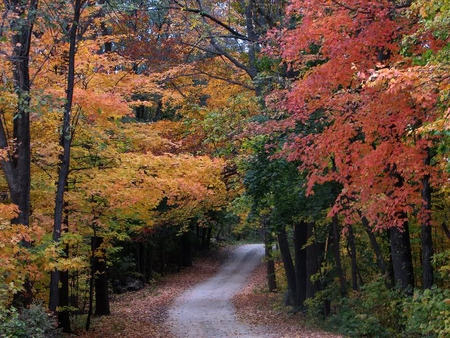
126,278,145,292
112,277,145,294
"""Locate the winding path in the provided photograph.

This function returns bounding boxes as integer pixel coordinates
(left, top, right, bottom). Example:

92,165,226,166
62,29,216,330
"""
167,244,275,337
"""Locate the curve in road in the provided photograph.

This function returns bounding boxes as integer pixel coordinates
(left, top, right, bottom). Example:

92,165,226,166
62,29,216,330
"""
167,244,275,338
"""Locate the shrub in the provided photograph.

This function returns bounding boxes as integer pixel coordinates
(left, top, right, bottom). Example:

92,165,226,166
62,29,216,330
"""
327,297,391,338
0,303,58,338
403,286,450,338
314,277,404,337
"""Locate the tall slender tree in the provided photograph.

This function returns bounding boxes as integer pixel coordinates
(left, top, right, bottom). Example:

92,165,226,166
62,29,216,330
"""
0,0,38,306
49,0,85,330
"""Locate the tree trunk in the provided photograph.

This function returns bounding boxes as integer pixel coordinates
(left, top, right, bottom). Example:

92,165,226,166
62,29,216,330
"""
388,168,415,292
160,229,166,274
421,150,433,289
86,233,96,331
332,215,347,296
266,243,277,292
137,241,143,276
58,201,71,333
390,223,414,291
49,0,82,313
180,231,193,268
1,0,38,308
277,226,297,307
59,250,71,333
147,241,154,280
306,222,325,299
360,214,392,285
294,221,307,308
347,225,358,291
201,226,207,250
2,0,36,227
206,226,212,250
93,236,110,316
262,217,277,292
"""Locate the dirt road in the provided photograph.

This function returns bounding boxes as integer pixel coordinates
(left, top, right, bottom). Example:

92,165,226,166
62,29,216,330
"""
167,244,275,338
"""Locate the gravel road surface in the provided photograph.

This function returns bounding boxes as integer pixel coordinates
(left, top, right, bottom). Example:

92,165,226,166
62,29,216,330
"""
167,244,275,338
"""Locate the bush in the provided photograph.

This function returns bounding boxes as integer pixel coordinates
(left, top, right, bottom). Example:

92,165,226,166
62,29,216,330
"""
0,303,58,338
318,277,404,337
327,297,391,338
403,286,450,338
305,276,450,337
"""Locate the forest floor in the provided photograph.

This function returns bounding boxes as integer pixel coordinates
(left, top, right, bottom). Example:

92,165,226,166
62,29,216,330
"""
74,244,341,337
75,245,232,337
233,261,342,337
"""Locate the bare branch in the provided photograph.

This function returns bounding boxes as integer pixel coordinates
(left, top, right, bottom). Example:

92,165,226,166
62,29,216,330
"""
197,69,254,91
169,0,254,42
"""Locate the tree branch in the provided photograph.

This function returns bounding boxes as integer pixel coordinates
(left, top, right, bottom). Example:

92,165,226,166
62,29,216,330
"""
209,38,257,78
169,0,254,41
197,69,254,91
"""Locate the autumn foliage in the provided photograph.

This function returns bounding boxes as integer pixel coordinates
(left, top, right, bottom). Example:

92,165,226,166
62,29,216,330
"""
1,0,450,336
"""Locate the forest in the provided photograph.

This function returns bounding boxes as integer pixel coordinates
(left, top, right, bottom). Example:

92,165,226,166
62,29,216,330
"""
0,0,450,336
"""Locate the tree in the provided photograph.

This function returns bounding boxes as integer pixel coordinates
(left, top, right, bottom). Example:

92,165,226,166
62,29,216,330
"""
0,0,38,306
241,133,337,309
49,1,85,331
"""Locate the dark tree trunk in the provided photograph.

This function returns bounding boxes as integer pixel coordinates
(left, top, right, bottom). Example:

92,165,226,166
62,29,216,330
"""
160,229,166,274
137,240,153,280
360,214,392,285
262,217,277,292
199,225,212,250
58,201,71,333
266,243,277,292
85,232,96,331
201,227,207,250
137,241,144,276
1,0,38,307
180,231,193,268
294,221,307,308
147,241,154,280
390,223,414,291
93,236,110,316
306,222,326,314
70,269,79,316
421,150,433,289
332,215,347,296
2,0,36,227
347,225,358,291
49,0,82,313
388,168,414,291
59,249,71,333
206,226,212,250
386,229,395,287
277,226,297,307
